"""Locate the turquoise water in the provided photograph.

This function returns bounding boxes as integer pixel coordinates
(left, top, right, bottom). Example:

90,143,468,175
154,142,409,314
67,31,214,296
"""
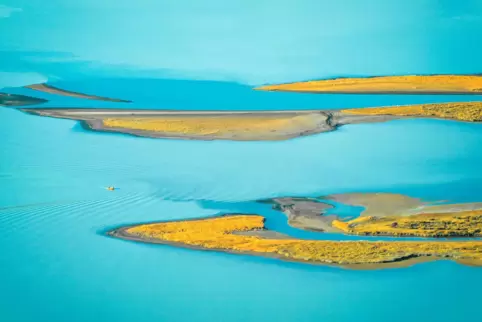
2,1,482,321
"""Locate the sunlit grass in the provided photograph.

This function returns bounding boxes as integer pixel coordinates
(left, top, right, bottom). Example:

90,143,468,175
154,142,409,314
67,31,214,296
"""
125,215,482,266
342,101,482,122
256,75,482,94
332,210,482,237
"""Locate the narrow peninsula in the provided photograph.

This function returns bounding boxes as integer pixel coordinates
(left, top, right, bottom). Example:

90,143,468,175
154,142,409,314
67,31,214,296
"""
256,75,482,94
108,214,482,269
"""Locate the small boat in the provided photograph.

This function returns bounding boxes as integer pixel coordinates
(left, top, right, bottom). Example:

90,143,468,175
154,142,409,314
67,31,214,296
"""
106,186,116,191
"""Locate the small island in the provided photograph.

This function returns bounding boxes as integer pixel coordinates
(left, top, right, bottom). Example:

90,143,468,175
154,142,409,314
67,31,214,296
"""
256,75,482,94
20,101,481,141
108,214,482,269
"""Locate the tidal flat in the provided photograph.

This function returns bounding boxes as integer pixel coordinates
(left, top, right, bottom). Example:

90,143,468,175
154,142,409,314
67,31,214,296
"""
20,101,482,141
263,192,482,237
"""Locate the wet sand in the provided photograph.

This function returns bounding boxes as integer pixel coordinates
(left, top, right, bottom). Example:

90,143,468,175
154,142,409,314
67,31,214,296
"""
265,197,339,232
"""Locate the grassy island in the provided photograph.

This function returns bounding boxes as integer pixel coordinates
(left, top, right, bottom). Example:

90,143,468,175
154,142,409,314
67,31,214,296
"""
332,210,482,237
109,215,482,269
256,75,482,94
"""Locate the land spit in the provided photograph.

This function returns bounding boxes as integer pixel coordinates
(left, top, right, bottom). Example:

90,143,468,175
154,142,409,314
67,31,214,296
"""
20,100,482,141
19,108,407,141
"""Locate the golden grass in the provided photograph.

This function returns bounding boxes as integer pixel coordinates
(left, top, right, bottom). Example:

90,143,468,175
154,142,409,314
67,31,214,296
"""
124,215,482,266
102,114,324,138
341,101,482,122
332,210,482,237
256,75,482,93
